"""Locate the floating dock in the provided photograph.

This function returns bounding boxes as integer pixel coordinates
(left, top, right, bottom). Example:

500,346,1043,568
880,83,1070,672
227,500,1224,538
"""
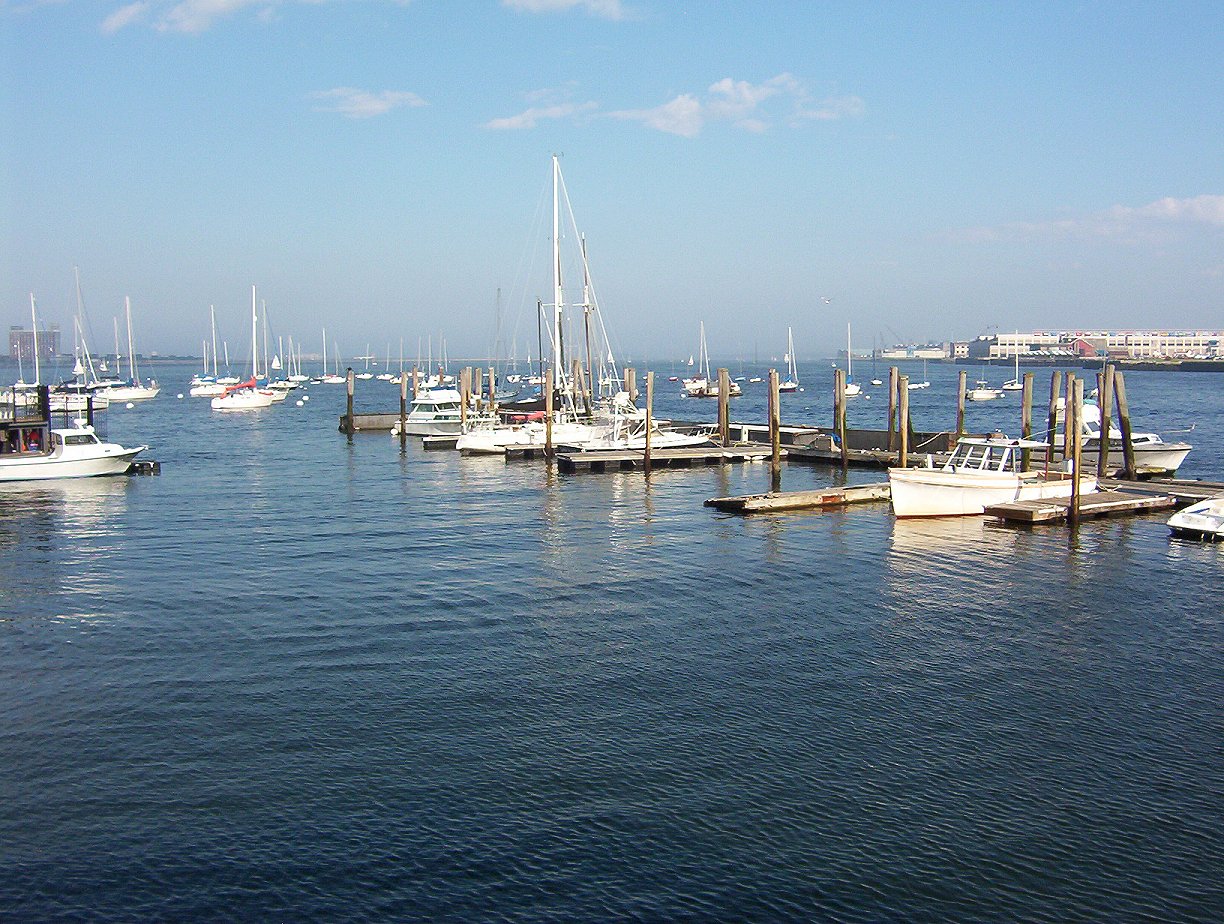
704,483,891,514
985,490,1178,523
556,443,779,473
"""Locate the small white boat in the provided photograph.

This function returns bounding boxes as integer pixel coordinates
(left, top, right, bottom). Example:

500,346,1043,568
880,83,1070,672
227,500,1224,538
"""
683,322,742,397
1002,342,1023,390
965,380,1002,401
210,378,275,410
889,436,1096,517
779,327,801,392
1167,497,1224,541
390,388,470,437
0,422,145,481
907,358,931,389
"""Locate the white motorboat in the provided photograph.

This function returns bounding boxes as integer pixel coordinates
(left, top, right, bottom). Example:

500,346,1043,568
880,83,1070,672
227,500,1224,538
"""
391,388,470,437
889,436,1096,517
1074,403,1192,476
457,418,609,454
965,380,1002,401
1167,497,1224,540
0,422,145,481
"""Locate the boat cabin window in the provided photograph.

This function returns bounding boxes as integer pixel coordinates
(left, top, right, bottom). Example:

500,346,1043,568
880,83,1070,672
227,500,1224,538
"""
63,433,100,446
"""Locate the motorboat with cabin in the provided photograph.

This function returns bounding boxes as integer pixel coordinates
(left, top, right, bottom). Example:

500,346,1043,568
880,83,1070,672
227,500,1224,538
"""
0,419,145,481
888,436,1096,517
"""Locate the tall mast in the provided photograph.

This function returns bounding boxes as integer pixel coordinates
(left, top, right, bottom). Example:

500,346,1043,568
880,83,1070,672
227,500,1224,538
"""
210,305,219,377
125,296,136,382
552,154,564,387
29,293,40,385
251,284,259,380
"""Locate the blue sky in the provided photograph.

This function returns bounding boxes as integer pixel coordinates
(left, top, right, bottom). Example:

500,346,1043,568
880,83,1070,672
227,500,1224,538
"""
3,0,1222,360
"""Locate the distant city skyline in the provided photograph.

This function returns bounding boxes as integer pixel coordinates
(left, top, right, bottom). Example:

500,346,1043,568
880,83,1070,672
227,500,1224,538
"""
4,2,1222,358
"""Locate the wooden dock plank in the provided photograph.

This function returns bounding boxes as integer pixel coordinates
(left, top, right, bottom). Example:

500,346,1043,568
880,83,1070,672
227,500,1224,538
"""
986,490,1177,523
705,482,891,513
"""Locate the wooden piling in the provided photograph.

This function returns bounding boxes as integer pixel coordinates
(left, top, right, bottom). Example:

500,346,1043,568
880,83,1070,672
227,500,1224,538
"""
473,367,484,413
1096,364,1114,480
1046,370,1063,461
887,366,898,451
412,366,419,400
488,366,496,408
544,366,554,457
644,371,654,473
1114,371,1136,480
1062,372,1076,459
624,367,636,403
898,374,910,468
717,368,730,447
956,370,967,441
1069,377,1084,524
769,369,781,473
1021,371,1034,470
399,369,408,439
344,368,355,434
459,367,470,430
833,368,845,464
837,370,849,473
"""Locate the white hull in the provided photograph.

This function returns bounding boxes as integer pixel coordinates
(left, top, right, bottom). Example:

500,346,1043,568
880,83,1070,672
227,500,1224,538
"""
844,382,862,397
189,382,227,397
0,428,144,482
1167,498,1224,540
211,390,275,410
456,420,606,454
393,418,463,437
889,467,1095,517
98,384,160,402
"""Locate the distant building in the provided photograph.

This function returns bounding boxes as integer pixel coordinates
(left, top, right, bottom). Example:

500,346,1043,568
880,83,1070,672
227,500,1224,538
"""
986,329,1221,359
951,341,969,359
8,325,61,362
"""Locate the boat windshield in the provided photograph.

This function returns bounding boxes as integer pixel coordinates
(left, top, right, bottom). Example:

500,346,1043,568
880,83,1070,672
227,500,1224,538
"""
63,433,100,445
947,443,1020,472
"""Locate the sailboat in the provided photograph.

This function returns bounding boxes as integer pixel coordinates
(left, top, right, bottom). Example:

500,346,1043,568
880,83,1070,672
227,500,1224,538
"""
1002,339,1023,391
457,156,678,453
190,306,227,396
356,344,374,380
319,329,345,384
212,285,276,410
907,357,931,390
843,322,861,397
94,297,159,401
682,321,741,397
778,327,800,392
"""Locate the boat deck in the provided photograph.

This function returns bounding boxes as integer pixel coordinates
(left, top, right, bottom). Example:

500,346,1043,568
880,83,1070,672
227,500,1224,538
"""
556,443,780,472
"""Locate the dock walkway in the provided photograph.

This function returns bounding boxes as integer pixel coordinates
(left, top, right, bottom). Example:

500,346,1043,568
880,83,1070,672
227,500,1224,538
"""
705,483,891,514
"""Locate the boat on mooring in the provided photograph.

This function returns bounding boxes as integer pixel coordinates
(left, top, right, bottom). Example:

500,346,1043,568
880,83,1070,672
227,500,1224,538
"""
889,436,1096,517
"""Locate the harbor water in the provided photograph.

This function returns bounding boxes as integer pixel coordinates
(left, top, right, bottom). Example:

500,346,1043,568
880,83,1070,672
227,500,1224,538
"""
2,362,1221,921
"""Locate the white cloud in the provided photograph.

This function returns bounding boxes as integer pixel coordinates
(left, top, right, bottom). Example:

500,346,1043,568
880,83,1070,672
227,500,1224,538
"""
312,87,427,119
485,102,597,131
1111,195,1224,226
954,195,1224,242
501,0,626,20
607,74,864,137
100,0,414,34
101,1,150,33
608,94,704,138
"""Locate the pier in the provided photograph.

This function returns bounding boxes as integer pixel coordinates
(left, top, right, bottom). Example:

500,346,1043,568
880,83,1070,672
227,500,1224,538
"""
705,483,891,514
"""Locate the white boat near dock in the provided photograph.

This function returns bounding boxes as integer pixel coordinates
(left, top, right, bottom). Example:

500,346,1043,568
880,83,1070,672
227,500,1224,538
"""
889,437,1096,517
0,422,145,481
